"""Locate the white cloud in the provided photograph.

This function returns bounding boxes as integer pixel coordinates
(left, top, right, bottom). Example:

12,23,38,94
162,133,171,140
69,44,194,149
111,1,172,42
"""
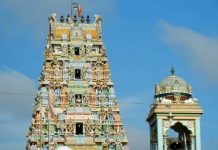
0,67,36,150
159,20,218,84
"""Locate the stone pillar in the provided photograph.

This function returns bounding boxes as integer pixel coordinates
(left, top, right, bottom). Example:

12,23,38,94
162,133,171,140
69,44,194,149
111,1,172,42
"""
163,134,168,150
157,119,163,150
195,119,201,150
190,134,195,150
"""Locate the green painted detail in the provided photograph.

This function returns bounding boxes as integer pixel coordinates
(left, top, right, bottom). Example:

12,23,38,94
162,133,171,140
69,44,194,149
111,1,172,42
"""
157,113,201,117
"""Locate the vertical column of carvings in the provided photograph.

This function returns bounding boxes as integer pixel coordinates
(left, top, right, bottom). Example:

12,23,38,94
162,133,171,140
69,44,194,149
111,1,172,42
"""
34,30,69,148
88,53,128,148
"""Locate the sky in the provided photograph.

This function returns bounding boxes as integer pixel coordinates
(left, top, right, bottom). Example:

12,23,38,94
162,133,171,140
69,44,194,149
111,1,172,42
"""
0,0,218,149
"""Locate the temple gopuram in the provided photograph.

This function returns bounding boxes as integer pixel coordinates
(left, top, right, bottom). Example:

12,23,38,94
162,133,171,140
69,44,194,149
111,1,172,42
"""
26,5,128,150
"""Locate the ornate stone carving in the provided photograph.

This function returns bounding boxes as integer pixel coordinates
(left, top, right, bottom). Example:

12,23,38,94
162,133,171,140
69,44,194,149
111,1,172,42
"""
69,66,75,80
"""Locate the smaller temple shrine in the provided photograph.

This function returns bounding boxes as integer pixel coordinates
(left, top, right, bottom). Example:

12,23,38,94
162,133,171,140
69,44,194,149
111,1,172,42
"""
147,68,203,150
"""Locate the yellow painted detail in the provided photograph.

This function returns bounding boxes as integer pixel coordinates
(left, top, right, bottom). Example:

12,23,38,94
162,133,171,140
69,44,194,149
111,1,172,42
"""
69,146,96,150
54,29,70,39
82,30,99,39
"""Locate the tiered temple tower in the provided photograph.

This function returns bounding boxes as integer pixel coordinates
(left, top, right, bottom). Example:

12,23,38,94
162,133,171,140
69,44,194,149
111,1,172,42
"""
147,68,203,150
26,13,128,150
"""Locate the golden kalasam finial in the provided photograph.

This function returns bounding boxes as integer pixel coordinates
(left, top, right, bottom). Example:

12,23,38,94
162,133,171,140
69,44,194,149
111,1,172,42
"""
171,66,175,76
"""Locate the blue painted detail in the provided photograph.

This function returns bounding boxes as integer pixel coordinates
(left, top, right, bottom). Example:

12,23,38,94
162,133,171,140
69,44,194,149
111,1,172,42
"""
195,119,201,150
157,119,163,150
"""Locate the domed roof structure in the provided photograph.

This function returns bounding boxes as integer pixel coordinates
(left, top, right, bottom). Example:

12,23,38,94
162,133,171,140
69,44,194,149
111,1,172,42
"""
154,67,193,102
159,74,191,94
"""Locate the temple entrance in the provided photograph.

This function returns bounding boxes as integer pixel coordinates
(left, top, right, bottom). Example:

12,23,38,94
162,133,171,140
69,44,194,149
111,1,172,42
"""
166,122,192,150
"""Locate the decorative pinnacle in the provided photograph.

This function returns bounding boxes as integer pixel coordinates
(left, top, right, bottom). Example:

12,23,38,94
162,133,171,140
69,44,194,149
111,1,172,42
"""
171,66,175,76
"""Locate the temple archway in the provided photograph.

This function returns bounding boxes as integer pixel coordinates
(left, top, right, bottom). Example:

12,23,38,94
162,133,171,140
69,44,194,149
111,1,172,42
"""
166,122,192,150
